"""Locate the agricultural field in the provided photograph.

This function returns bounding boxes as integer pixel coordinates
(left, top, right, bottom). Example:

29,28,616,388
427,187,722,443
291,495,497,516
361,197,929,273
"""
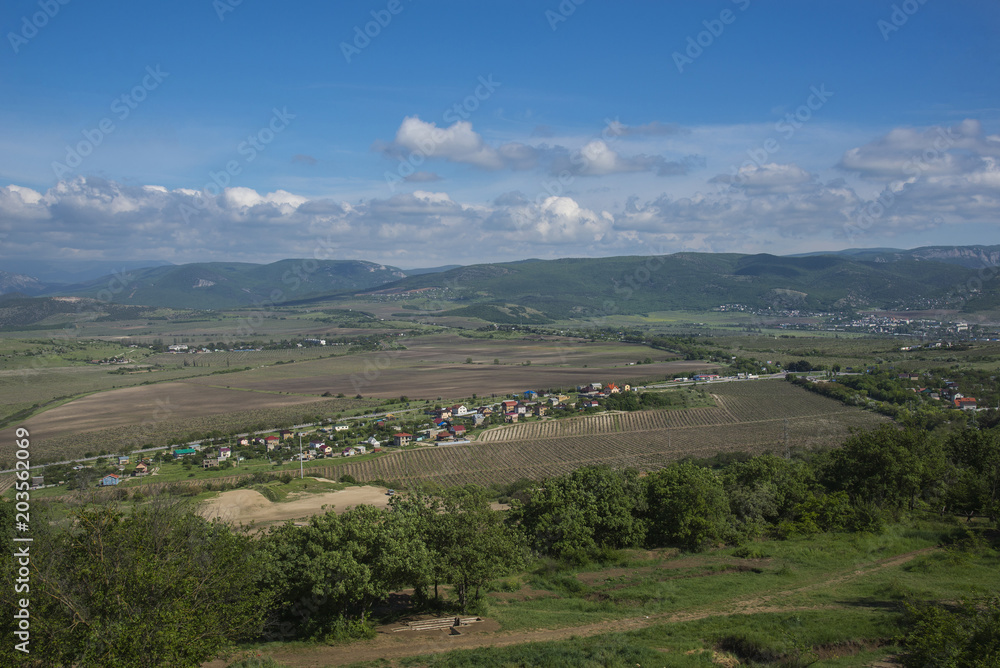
1,333,710,464
327,380,889,488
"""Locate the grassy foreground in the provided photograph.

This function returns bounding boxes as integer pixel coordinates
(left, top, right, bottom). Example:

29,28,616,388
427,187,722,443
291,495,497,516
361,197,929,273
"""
229,514,998,668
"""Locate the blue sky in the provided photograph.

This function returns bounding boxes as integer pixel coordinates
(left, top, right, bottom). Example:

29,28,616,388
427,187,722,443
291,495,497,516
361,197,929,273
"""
1,0,999,268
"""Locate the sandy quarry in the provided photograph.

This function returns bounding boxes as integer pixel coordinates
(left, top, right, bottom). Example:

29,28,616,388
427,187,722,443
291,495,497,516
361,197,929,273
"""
198,484,391,525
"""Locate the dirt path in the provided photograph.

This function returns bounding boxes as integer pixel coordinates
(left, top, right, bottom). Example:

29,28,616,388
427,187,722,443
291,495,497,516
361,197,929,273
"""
205,547,936,667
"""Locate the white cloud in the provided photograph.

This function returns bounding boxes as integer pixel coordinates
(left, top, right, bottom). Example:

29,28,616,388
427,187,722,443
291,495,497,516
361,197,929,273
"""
377,116,698,178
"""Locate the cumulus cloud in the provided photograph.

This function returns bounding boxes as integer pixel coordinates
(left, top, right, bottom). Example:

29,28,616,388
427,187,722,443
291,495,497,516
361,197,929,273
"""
485,193,612,243
376,116,696,177
378,116,509,169
838,119,999,181
0,177,617,263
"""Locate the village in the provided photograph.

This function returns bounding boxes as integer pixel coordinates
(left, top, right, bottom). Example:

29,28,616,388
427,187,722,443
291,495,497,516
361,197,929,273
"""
84,380,650,488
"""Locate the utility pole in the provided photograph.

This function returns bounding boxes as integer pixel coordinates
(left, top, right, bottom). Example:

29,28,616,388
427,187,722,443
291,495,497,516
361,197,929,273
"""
298,433,303,479
784,418,789,459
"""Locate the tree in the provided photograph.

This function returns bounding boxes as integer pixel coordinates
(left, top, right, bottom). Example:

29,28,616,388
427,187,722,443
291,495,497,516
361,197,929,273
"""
820,425,945,514
261,505,428,638
946,428,1000,522
644,462,729,550
899,595,1000,667
511,467,646,562
434,486,525,612
6,500,270,668
723,455,814,538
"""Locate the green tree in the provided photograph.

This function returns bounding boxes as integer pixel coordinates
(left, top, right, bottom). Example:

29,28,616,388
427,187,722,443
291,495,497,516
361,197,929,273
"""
6,500,270,668
722,455,814,538
821,425,946,514
946,428,1000,523
435,486,525,612
511,467,646,562
899,595,1000,667
644,462,729,550
261,505,428,638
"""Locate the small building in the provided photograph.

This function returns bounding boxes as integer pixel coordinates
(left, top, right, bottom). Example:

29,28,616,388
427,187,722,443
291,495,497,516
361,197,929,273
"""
354,444,367,455
31,476,44,487
280,430,293,441
118,455,130,465
366,436,381,448
450,425,467,436
955,397,978,410
309,440,325,449
393,433,412,447
341,447,355,457
133,463,148,476
504,412,519,423
100,474,120,486
218,446,232,460
334,424,350,432
203,458,219,469
533,405,548,417
173,448,197,458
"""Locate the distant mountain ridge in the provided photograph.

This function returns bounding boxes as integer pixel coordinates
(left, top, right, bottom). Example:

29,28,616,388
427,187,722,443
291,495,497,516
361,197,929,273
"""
356,251,993,319
5,245,1000,315
49,260,410,309
792,245,1000,269
0,271,52,296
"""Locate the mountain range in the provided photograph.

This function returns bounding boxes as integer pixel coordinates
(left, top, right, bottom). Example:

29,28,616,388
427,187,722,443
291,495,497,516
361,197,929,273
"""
2,246,998,324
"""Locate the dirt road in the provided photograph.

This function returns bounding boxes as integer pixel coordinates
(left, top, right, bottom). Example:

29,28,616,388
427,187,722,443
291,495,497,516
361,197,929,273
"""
203,547,935,667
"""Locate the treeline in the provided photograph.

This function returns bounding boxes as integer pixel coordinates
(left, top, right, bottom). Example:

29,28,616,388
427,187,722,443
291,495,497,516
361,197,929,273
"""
788,373,1000,431
4,423,998,666
511,424,998,562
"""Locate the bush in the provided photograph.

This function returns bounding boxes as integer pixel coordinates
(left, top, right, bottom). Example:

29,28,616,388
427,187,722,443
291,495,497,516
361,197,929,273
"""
339,474,357,484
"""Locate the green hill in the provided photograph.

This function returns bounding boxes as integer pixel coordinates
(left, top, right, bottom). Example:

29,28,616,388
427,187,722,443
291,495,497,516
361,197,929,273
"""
51,260,408,309
359,252,981,319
